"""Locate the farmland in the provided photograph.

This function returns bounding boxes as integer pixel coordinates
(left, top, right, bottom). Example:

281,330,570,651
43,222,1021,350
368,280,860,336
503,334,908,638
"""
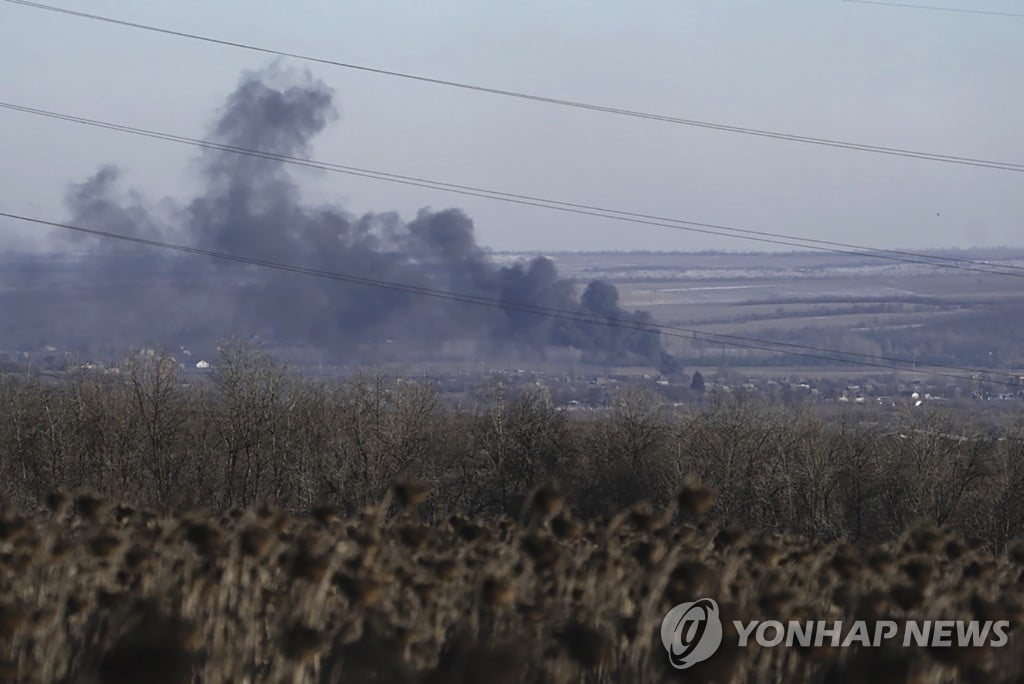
494,249,1024,374
2,481,1023,682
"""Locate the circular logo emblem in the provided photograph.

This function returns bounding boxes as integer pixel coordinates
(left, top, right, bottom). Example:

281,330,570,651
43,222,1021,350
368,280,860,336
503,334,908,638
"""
661,598,723,669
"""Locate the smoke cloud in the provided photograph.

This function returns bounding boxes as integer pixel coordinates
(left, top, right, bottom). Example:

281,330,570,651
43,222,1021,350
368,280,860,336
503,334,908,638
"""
1,67,678,373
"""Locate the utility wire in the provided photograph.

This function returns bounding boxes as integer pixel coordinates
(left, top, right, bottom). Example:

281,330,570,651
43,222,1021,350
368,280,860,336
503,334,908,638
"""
4,101,1024,280
5,103,1024,380
1,211,1020,387
843,0,1024,18
5,0,1024,173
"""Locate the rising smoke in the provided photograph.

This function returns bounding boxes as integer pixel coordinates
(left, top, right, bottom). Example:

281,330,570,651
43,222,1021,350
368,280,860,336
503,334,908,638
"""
1,67,679,373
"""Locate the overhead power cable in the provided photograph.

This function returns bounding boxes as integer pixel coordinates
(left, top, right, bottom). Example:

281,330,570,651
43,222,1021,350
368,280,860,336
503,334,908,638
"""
5,0,1024,173
1,211,1020,387
842,0,1024,18
3,101,1024,280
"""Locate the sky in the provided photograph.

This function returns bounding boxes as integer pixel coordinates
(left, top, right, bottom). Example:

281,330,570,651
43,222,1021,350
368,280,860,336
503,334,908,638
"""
1,0,1022,253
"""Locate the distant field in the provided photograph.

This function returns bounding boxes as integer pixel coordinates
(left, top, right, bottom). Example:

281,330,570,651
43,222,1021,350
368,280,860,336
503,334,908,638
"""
494,250,1024,375
4,249,1022,379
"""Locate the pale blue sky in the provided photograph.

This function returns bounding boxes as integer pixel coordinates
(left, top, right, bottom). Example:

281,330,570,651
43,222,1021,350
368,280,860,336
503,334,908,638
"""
2,0,1022,252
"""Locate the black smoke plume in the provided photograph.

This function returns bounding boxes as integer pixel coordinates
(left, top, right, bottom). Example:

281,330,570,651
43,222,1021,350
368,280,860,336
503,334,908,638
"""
1,67,678,373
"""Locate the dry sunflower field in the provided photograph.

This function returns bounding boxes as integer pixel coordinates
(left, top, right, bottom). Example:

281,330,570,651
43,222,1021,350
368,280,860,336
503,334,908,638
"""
1,478,1022,683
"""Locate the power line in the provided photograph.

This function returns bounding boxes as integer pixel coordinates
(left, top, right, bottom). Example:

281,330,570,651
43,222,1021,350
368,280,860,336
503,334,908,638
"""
5,103,1024,380
5,0,1024,174
1,210,1020,387
4,101,1024,280
842,0,1024,18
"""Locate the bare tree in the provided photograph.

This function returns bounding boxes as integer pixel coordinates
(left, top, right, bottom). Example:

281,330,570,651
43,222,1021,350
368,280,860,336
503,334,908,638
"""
211,340,290,510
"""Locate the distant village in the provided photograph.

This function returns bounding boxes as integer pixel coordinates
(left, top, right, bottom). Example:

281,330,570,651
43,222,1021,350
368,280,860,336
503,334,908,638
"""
3,343,1021,412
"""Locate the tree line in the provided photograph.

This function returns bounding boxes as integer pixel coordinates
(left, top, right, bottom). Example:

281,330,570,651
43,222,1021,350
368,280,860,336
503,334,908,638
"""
2,342,1023,549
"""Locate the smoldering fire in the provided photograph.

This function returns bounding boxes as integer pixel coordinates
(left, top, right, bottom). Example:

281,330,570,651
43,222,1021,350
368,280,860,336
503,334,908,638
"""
1,66,680,374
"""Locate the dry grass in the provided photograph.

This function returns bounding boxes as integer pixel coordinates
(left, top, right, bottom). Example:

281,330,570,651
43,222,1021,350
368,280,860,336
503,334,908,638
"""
0,483,1021,683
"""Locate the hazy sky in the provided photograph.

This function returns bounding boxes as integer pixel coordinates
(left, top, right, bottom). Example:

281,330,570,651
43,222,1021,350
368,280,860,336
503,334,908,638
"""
2,0,1022,252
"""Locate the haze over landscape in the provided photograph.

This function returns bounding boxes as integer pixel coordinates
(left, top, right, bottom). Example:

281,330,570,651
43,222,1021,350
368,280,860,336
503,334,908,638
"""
2,1,1022,373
